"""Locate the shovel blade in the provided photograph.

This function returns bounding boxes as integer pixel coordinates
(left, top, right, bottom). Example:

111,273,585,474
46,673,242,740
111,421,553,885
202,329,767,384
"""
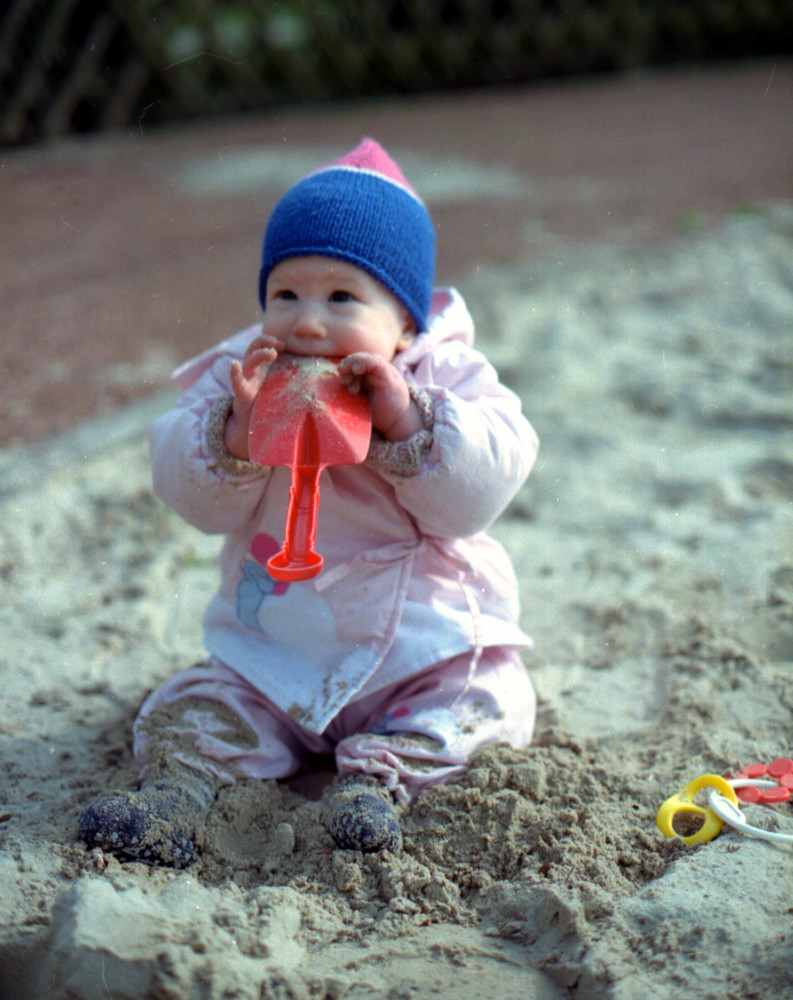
248,358,371,470
246,356,372,580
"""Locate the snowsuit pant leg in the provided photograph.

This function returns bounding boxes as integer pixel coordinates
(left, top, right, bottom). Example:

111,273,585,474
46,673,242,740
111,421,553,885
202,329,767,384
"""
133,648,535,802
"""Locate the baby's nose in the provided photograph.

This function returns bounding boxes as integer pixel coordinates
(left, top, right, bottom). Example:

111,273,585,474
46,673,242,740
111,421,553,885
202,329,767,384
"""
292,304,326,339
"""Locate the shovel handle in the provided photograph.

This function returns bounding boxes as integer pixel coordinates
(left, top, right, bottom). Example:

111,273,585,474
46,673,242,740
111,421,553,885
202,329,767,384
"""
267,464,324,581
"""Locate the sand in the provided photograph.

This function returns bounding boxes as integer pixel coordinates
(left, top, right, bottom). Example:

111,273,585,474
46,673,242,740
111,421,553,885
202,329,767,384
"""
1,204,792,999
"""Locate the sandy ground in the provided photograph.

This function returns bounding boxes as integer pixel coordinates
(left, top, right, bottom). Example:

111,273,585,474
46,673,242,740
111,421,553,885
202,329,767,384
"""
1,61,792,999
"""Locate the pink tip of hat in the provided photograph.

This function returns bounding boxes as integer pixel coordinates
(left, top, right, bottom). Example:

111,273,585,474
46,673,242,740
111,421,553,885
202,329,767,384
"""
328,138,419,197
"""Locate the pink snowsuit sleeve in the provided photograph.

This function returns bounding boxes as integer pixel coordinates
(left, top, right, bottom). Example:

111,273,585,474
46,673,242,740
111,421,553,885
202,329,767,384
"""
385,337,538,538
148,353,271,536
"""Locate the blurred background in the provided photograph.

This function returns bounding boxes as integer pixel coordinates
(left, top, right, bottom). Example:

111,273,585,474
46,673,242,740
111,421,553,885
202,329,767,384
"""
3,0,792,144
1,2,791,447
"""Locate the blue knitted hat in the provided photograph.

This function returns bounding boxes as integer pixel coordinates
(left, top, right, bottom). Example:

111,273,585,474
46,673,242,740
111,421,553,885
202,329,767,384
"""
259,139,435,332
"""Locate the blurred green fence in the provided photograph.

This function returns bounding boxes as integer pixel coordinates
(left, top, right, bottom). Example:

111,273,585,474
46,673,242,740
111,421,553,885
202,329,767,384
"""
2,0,792,144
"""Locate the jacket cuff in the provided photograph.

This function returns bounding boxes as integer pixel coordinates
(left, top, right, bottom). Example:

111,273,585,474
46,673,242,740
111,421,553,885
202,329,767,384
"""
206,394,266,478
366,387,435,477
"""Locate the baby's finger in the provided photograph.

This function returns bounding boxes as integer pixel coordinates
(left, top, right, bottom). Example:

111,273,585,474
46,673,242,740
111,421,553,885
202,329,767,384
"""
230,360,256,407
339,353,376,377
242,347,277,380
244,333,281,359
244,338,279,360
254,332,285,352
340,374,363,395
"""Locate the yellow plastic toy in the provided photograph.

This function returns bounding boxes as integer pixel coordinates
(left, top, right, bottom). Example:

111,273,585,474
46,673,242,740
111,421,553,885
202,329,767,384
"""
656,774,739,845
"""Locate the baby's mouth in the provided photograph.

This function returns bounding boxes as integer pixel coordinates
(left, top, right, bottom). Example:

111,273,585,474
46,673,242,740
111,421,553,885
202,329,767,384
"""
281,350,342,361
272,353,342,373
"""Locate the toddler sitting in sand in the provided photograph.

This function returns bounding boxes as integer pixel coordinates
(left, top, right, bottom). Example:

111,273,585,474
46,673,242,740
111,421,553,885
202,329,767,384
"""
79,139,539,866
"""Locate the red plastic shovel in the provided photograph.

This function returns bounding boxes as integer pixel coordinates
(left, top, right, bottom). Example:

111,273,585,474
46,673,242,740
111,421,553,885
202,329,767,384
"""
248,356,372,581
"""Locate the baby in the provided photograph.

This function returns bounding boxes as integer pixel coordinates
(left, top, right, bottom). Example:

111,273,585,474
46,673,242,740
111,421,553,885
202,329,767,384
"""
79,139,539,867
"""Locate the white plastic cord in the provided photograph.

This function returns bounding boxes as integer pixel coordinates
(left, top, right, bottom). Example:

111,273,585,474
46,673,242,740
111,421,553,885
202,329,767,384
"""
707,782,793,847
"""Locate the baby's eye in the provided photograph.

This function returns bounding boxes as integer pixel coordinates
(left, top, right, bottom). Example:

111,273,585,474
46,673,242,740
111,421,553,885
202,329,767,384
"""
273,289,297,301
330,290,355,303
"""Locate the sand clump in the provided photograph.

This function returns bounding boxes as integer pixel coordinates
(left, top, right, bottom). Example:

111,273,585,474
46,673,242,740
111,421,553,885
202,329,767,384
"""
1,206,792,999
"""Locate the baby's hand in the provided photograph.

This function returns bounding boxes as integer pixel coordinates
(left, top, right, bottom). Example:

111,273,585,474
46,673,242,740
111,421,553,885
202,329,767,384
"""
224,333,283,460
338,352,423,441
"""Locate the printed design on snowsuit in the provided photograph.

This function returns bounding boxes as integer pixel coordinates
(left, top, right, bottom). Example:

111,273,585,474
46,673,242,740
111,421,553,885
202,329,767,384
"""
370,704,412,734
370,702,462,750
236,534,289,631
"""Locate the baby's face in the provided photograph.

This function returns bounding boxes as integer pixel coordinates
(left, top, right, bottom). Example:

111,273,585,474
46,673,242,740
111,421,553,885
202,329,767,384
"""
262,256,415,362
